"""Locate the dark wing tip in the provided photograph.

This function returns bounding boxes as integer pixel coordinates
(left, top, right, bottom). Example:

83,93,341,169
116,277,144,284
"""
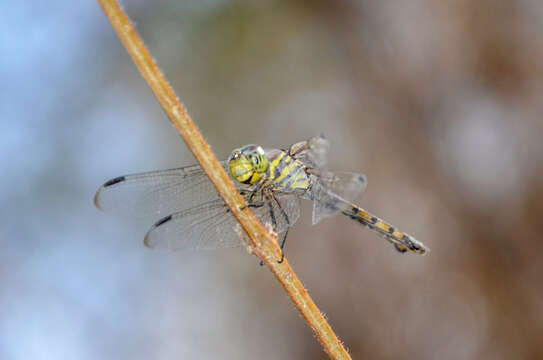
93,176,126,211
154,214,173,227
144,215,173,248
104,176,126,187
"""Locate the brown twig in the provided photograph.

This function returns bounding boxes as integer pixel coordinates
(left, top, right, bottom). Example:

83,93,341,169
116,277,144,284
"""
96,1,352,358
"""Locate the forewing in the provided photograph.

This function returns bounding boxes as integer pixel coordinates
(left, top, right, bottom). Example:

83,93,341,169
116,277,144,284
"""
94,162,227,218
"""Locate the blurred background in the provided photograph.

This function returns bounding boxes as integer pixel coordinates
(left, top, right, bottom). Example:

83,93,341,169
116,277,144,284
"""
2,1,543,359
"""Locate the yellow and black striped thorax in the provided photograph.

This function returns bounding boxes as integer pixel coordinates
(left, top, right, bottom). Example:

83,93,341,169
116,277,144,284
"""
265,149,310,192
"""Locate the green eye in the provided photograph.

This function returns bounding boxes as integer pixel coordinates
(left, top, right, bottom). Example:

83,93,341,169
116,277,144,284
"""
250,153,268,173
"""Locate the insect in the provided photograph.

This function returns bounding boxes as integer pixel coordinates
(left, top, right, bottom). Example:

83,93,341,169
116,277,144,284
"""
94,136,428,257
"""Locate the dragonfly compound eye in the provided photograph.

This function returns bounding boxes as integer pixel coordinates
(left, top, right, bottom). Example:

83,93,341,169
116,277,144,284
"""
250,153,269,173
228,152,254,183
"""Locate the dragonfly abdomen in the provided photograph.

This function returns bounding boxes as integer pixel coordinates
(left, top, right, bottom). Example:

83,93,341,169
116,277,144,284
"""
341,204,428,255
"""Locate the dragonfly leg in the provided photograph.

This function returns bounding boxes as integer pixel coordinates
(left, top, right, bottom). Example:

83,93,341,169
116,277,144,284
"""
271,193,291,263
227,201,265,215
248,202,265,208
259,200,278,267
258,192,292,265
248,186,266,205
258,230,289,265
240,189,265,210
268,200,278,230
248,188,258,203
277,228,289,263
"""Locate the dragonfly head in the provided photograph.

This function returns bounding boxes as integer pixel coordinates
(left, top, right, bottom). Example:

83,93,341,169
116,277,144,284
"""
228,145,269,184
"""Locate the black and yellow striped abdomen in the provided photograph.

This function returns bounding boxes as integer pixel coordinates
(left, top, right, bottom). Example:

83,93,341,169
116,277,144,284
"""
342,204,427,254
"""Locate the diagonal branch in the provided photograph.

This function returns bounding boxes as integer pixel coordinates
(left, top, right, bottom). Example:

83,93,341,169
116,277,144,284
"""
96,1,351,359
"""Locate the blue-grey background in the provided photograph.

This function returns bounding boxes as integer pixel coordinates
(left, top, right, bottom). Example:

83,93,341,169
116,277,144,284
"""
2,1,543,359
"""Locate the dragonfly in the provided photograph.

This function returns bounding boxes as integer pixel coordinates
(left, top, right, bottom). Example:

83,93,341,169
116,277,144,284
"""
94,136,428,257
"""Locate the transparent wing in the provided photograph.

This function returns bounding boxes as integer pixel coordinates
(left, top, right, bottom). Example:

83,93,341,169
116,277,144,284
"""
144,193,301,251
311,171,367,225
290,135,330,169
143,199,240,251
94,162,228,218
317,171,367,202
256,193,301,236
